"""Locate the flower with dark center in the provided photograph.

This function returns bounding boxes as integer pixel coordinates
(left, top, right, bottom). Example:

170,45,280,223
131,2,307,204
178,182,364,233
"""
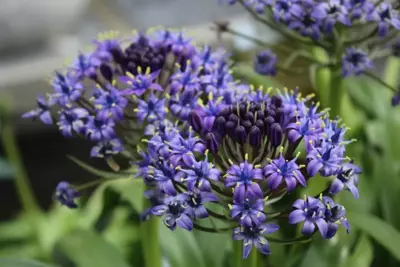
330,162,360,198
288,196,328,237
233,223,279,258
169,89,200,120
22,95,53,125
170,65,202,94
180,154,221,192
168,130,206,167
51,72,84,106
307,141,344,177
55,181,80,208
152,194,194,230
322,196,350,238
341,48,373,77
185,191,219,219
288,12,322,40
135,93,166,122
70,52,97,79
120,69,162,96
150,162,185,196
264,152,306,192
94,86,128,120
272,0,303,22
90,138,124,158
312,0,351,33
254,50,278,76
57,108,88,137
85,115,116,141
225,160,264,202
367,2,400,37
231,196,266,227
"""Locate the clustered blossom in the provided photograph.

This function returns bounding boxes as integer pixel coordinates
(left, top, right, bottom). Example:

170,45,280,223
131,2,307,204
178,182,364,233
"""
341,47,373,76
25,26,361,259
254,50,278,76
139,84,360,258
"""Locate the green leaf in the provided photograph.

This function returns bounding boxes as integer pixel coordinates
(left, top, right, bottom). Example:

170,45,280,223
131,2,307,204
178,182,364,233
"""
109,178,144,212
344,235,373,267
58,229,130,267
232,63,283,88
347,212,400,261
68,156,133,179
0,258,55,267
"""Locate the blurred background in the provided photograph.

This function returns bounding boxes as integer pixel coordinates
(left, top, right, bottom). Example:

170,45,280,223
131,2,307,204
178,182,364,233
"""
0,0,399,267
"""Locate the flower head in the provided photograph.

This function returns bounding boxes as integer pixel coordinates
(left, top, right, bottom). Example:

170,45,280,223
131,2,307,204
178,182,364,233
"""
22,95,53,125
367,3,400,37
341,48,373,77
135,94,166,122
120,70,162,96
94,86,128,120
254,50,278,76
55,181,79,208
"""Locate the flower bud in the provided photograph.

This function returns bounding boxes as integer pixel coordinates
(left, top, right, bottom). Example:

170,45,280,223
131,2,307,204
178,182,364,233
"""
188,111,202,133
249,126,262,147
234,125,247,144
270,122,283,147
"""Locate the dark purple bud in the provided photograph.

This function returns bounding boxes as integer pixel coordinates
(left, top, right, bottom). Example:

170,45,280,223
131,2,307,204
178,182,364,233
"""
225,121,236,136
271,96,282,107
241,120,253,132
270,123,283,147
249,126,262,147
228,114,239,123
255,119,264,133
100,64,113,82
205,132,219,153
239,103,246,117
188,111,202,133
264,116,275,133
244,112,254,122
275,108,284,124
234,125,247,144
214,116,227,135
219,108,230,118
255,110,264,120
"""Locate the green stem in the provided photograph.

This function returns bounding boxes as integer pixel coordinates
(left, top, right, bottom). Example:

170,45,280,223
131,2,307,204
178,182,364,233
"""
0,101,41,215
141,198,162,267
311,47,331,109
383,57,400,87
244,248,258,267
329,69,345,117
232,241,243,267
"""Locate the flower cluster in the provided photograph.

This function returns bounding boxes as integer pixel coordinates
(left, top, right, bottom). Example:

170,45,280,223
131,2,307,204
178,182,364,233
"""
23,29,235,161
140,86,360,258
223,0,399,78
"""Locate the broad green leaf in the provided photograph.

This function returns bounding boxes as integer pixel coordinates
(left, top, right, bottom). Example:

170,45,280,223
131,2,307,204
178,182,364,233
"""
58,229,130,267
344,235,373,267
232,63,283,88
0,214,34,241
347,212,400,261
160,223,207,267
68,156,133,179
0,258,55,267
109,178,144,212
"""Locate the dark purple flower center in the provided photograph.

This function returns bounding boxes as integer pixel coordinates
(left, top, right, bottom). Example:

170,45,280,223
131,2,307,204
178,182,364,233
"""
168,201,185,215
349,53,363,65
379,8,391,20
302,15,316,27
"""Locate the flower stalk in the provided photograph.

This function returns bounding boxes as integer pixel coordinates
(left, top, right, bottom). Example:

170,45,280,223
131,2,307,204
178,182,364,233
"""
141,198,162,267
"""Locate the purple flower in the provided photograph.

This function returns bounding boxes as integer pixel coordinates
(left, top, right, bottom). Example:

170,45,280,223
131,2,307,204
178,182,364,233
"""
168,131,206,167
120,70,162,96
312,0,351,33
186,191,218,219
22,95,53,124
51,72,84,106
170,67,201,94
152,162,185,196
70,52,97,79
85,115,116,141
233,223,279,259
91,36,121,66
57,108,88,137
288,196,328,237
170,32,195,56
55,181,79,208
264,154,306,192
225,161,264,202
94,87,128,120
322,196,350,238
367,3,400,37
287,117,323,144
330,162,360,198
347,0,373,20
392,90,400,106
272,0,303,22
201,62,234,95
288,12,322,40
307,142,343,177
135,94,166,122
341,48,373,77
254,50,278,76
90,138,124,158
180,155,220,192
152,194,194,231
231,196,266,227
169,89,200,120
